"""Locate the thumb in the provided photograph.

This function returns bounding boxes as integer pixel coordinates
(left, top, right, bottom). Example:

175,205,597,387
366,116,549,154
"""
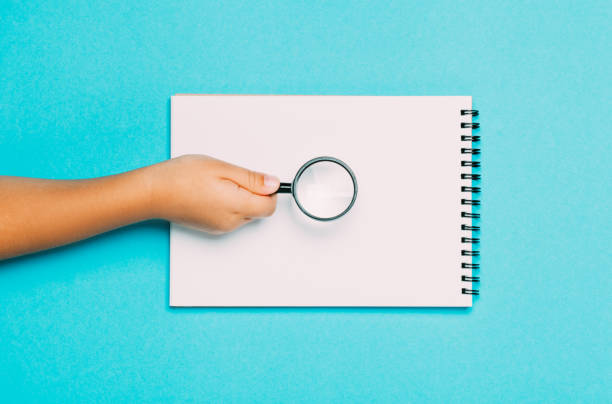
225,164,280,195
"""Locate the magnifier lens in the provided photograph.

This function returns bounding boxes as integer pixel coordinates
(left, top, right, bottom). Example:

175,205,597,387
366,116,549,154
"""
294,161,356,219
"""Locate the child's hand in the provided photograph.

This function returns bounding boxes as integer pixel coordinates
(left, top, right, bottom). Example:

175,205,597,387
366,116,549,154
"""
148,155,280,234
0,154,280,259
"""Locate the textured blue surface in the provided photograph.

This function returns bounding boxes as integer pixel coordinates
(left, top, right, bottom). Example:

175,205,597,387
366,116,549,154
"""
1,1,611,402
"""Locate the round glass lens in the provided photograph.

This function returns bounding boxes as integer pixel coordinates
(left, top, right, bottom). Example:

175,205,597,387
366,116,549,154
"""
294,161,356,219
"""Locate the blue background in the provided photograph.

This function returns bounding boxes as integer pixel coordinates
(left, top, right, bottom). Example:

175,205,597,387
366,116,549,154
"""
1,1,610,402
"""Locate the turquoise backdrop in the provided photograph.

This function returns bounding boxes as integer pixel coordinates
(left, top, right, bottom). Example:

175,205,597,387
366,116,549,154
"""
1,1,610,402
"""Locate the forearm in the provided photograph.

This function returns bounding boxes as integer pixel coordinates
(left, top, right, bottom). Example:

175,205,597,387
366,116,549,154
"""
0,167,155,260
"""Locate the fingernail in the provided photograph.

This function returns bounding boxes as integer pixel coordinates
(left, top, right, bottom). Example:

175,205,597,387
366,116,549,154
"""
264,174,280,189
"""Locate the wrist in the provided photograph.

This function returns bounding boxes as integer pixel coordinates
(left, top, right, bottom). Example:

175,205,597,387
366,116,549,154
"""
141,160,170,220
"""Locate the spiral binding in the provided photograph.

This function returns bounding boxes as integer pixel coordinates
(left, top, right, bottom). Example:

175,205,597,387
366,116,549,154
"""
461,109,480,296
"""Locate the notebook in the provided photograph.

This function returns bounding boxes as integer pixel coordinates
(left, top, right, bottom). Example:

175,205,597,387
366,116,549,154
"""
170,95,480,307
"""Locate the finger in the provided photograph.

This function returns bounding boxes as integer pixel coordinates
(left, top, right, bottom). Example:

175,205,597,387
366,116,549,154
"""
235,187,278,218
220,162,280,195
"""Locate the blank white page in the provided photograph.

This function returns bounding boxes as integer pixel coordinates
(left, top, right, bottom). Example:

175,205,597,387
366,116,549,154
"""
170,95,473,307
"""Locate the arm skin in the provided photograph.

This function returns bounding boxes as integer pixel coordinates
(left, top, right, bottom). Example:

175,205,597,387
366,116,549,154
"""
0,155,280,260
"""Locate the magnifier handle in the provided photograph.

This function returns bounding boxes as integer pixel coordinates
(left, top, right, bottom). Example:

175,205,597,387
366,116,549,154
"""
276,182,292,194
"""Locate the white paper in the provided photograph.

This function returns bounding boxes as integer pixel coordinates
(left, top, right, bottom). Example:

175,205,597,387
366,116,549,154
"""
170,95,473,306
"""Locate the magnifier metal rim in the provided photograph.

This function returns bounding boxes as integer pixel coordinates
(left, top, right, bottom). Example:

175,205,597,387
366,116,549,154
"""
291,156,358,221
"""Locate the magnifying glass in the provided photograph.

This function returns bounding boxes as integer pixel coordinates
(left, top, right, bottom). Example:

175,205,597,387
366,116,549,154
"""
276,156,358,221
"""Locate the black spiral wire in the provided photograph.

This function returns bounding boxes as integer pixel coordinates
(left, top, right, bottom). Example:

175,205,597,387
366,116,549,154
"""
460,109,480,296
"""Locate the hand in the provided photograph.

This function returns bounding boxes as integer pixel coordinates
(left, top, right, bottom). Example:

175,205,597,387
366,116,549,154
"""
148,155,280,234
